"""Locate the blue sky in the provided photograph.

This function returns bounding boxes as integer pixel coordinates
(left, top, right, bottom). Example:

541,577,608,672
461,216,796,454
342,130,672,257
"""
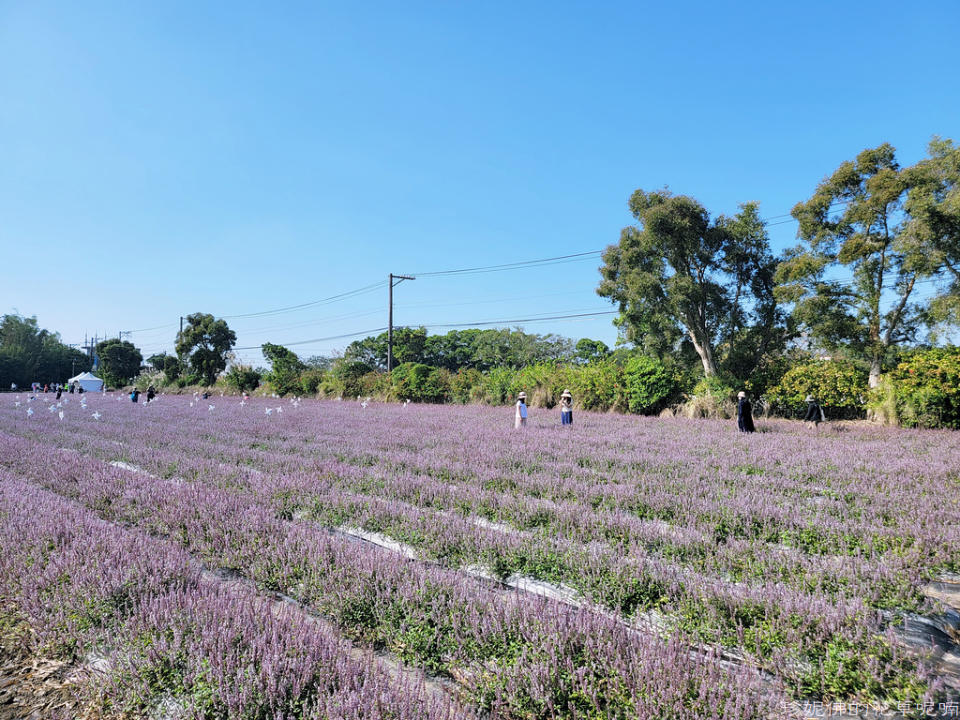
2,1,958,365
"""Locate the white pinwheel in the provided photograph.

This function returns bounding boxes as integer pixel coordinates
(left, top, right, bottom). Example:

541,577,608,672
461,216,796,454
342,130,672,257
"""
26,408,33,416
92,411,102,420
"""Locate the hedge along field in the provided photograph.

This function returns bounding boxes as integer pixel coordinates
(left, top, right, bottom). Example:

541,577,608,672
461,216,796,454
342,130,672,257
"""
0,393,958,718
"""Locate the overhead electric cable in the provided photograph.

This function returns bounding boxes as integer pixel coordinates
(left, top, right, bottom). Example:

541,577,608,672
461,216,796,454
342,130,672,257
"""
221,281,384,320
231,327,389,351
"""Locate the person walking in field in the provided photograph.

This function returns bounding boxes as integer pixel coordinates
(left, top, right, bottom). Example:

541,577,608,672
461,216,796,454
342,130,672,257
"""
560,389,573,426
803,395,824,427
515,392,528,428
736,391,755,433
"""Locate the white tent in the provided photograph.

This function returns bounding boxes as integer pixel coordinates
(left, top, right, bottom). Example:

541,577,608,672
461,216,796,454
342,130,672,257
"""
68,371,104,392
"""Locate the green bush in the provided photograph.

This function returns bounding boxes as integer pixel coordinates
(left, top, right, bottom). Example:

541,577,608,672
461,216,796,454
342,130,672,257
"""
223,365,261,393
449,368,484,404
679,375,737,419
359,371,395,400
391,363,450,403
298,368,326,396
481,366,517,406
162,356,183,384
623,356,678,414
565,360,626,412
767,360,867,420
877,348,960,428
321,360,373,399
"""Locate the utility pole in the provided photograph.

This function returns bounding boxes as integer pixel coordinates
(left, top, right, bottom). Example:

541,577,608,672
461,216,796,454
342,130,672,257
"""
387,273,415,372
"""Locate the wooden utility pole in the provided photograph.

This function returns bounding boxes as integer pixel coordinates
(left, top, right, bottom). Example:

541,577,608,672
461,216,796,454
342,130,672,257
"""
387,273,415,372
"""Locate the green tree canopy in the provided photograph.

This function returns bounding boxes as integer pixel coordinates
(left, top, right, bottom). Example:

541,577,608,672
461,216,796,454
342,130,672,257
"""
905,137,960,330
573,338,611,365
175,313,237,386
95,339,143,388
146,353,172,371
344,327,575,373
598,189,780,379
775,142,954,386
261,342,307,395
0,314,92,387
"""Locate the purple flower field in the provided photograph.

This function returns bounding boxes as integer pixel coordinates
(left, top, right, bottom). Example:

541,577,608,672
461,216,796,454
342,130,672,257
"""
0,392,958,718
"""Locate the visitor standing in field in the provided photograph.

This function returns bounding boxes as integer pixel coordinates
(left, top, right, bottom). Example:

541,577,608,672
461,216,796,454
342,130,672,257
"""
803,395,824,427
515,392,528,428
560,389,573,426
736,391,755,433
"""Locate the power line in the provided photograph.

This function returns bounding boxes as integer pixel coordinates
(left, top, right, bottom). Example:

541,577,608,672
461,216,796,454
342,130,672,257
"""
421,310,618,330
232,327,389,351
221,281,384,320
126,322,179,334
409,250,603,277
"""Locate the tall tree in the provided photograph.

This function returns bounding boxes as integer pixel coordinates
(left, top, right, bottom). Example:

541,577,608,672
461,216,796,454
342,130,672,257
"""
0,314,48,383
0,314,91,386
905,137,960,330
95,339,143,388
775,143,948,386
175,313,237,386
598,189,778,378
261,342,306,395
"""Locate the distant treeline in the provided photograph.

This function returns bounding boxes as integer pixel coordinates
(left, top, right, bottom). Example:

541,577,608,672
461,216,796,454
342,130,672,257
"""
0,314,92,387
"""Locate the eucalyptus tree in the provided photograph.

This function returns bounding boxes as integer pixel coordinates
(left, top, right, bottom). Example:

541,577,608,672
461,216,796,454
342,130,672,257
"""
905,137,960,331
598,189,779,379
775,143,953,386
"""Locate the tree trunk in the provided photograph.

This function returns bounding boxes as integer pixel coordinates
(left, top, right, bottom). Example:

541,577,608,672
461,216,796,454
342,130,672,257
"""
868,356,882,389
688,330,717,377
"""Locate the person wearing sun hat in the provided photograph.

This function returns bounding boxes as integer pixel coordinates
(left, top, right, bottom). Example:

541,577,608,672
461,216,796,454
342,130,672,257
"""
736,391,755,433
559,389,573,426
515,392,528,429
803,395,824,427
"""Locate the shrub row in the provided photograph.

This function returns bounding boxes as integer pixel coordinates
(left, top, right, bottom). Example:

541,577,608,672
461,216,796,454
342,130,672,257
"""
138,348,960,427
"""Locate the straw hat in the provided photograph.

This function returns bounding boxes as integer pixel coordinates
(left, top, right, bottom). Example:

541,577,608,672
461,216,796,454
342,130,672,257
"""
737,391,746,399
517,392,527,399
805,395,815,402
561,389,572,398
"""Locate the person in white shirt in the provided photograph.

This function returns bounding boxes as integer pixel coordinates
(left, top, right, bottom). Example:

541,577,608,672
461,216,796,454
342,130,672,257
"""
560,389,573,425
514,392,528,428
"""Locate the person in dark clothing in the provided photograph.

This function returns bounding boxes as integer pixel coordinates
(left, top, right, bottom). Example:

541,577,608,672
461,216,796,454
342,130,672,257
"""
69,383,75,394
146,386,156,403
736,391,756,433
803,395,824,426
55,386,62,400
130,389,140,403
